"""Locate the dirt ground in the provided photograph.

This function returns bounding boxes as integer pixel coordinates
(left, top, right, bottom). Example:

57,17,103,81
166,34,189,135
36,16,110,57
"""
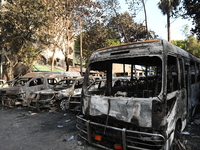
182,105,200,150
0,105,97,150
0,104,200,150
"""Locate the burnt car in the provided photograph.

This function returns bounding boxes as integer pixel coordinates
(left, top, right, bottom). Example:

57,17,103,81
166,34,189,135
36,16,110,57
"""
27,76,84,111
2,71,80,107
59,76,104,111
67,77,130,110
27,89,56,110
27,76,104,111
0,79,7,87
0,80,14,104
58,77,84,111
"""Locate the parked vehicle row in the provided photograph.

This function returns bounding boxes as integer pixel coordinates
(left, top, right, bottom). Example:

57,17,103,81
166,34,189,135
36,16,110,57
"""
28,77,84,111
0,71,139,112
0,71,82,110
1,39,199,150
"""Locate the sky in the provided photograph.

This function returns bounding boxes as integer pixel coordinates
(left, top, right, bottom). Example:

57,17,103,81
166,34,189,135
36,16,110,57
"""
119,0,193,41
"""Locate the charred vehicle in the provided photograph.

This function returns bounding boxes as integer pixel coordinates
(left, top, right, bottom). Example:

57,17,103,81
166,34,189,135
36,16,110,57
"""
87,77,130,97
63,77,126,111
0,79,7,87
76,39,200,150
0,80,13,103
27,76,83,111
27,89,57,110
58,77,84,111
2,71,80,107
59,76,105,111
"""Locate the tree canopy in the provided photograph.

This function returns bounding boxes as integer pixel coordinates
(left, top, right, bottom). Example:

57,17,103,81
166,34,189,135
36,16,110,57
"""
157,0,181,41
172,35,200,58
107,11,149,43
171,25,200,58
0,0,51,80
0,0,50,53
0,0,102,79
182,0,200,40
74,11,155,65
0,0,160,79
74,21,121,66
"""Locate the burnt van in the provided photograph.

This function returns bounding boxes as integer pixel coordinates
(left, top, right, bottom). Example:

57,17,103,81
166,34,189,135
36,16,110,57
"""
76,39,200,150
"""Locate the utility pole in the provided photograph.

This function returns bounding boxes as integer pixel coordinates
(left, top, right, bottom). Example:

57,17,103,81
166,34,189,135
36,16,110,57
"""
0,48,3,79
141,0,149,40
80,20,83,75
167,0,171,42
0,0,4,79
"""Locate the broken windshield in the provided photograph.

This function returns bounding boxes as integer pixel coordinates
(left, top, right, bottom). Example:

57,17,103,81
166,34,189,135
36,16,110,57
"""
85,56,162,98
13,78,29,86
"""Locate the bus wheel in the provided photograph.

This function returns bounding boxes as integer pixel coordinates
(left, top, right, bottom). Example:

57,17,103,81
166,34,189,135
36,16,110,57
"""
171,121,182,150
60,99,69,111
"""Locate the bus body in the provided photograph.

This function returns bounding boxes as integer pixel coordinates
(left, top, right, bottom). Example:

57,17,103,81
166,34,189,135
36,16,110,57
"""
76,39,200,150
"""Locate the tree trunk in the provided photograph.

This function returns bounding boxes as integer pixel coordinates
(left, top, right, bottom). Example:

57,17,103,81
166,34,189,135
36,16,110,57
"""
2,48,15,80
80,21,83,75
167,0,171,42
65,56,69,71
167,12,171,42
65,19,70,72
51,46,56,71
7,64,14,81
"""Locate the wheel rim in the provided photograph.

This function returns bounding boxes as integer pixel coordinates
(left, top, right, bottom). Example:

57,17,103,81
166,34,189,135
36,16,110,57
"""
60,99,69,111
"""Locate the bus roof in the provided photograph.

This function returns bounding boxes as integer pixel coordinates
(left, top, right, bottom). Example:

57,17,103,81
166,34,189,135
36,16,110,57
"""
96,39,162,52
92,39,200,63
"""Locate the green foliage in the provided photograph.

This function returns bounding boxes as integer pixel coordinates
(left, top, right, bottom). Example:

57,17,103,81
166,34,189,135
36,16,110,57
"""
182,0,200,40
171,40,187,50
171,35,200,58
186,35,200,57
0,0,51,54
0,0,51,79
0,0,51,72
74,21,122,65
18,43,41,67
158,0,181,15
106,39,121,46
157,0,181,41
75,11,156,65
108,11,148,42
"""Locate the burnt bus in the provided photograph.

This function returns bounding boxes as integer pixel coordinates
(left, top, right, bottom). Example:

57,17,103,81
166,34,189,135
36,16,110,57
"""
76,39,200,150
